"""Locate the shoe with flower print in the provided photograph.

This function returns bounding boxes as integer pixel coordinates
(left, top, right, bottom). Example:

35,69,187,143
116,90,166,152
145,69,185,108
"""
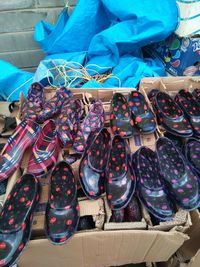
37,87,72,123
22,82,44,121
0,173,40,267
45,161,79,245
73,100,105,153
56,98,82,148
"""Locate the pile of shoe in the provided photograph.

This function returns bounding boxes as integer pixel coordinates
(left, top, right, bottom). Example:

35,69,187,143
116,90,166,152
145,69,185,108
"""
0,84,200,266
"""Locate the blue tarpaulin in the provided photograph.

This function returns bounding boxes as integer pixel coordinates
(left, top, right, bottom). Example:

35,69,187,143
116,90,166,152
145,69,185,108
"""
0,0,178,100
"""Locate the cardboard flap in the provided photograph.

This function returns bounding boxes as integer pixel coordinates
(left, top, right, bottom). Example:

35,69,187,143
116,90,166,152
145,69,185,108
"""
18,230,188,267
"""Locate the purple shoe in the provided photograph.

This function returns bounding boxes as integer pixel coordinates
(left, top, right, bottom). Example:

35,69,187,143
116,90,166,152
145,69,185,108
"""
74,101,105,153
156,137,200,210
22,82,44,121
184,138,200,177
132,147,175,221
37,87,72,123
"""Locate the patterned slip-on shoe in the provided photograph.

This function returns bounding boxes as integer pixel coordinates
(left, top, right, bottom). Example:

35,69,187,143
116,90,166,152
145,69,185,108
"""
56,98,82,148
175,89,200,138
22,82,44,121
156,137,200,210
73,101,105,153
45,161,79,245
37,87,72,123
128,91,156,134
0,119,41,181
110,93,134,138
0,173,40,267
27,120,59,178
124,196,142,222
184,138,200,177
151,91,193,137
79,128,111,200
110,209,125,223
132,147,175,221
192,88,200,103
105,135,136,210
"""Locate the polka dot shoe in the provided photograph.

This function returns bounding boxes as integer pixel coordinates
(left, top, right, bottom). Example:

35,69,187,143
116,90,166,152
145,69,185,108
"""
132,147,175,221
175,89,200,138
56,98,82,148
22,82,44,121
27,120,59,178
156,137,200,210
79,128,111,200
105,135,136,210
149,90,193,137
192,88,200,104
0,119,41,182
73,100,105,153
128,91,156,134
184,138,200,177
37,87,73,123
0,173,40,267
45,161,79,245
110,93,133,138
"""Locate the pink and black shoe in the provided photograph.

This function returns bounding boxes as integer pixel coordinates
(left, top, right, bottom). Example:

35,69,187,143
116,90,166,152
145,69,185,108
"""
0,119,40,181
37,87,72,123
27,120,59,178
149,90,193,137
22,82,44,121
175,89,200,138
156,137,200,210
110,93,134,138
132,147,175,221
105,135,136,210
56,98,82,147
45,161,79,245
184,138,200,177
128,91,156,134
74,101,105,153
79,128,111,199
0,173,40,267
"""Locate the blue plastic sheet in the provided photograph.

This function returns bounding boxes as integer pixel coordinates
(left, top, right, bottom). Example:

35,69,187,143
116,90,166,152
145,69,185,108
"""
0,60,33,101
0,0,178,100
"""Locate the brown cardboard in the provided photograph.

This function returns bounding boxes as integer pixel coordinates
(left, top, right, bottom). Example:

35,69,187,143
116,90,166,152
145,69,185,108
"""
18,230,188,267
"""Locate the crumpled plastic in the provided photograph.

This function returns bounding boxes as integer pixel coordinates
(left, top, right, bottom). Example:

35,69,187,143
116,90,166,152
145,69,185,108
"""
0,0,178,100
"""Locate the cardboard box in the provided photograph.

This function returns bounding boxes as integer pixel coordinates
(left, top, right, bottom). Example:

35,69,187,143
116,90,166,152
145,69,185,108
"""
145,34,200,76
1,87,191,266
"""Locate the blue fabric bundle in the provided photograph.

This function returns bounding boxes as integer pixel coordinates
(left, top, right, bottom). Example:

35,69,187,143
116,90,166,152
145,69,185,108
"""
0,0,178,100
